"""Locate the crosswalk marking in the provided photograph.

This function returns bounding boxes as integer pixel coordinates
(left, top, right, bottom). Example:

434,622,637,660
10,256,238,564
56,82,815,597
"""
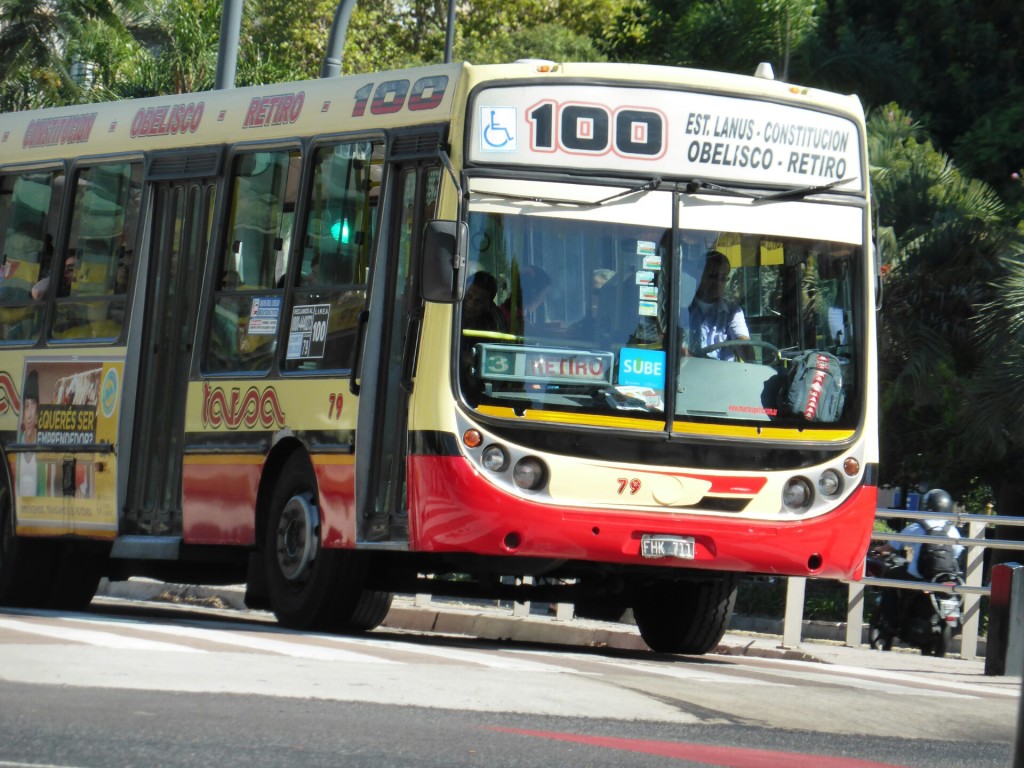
61,615,398,664
0,610,1008,703
0,616,206,653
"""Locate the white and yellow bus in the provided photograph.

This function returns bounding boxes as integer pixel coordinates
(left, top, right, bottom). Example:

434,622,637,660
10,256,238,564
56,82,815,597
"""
0,59,877,653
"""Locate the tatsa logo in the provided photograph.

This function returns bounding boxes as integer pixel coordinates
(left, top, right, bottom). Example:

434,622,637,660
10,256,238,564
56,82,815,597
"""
0,371,21,417
202,382,286,430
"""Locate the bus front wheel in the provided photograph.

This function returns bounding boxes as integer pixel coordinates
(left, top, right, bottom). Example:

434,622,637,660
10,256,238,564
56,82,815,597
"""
264,453,392,632
632,575,738,655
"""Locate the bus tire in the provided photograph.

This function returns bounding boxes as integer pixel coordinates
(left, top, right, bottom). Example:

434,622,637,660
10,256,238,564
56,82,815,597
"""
264,452,390,633
43,547,103,611
632,575,738,655
0,483,56,608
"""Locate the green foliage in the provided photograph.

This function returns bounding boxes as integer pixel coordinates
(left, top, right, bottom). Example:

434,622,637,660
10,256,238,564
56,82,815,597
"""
868,103,1020,495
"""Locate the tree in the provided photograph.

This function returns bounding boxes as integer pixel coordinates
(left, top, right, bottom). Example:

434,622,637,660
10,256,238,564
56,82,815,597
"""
0,0,126,108
869,104,1015,497
604,0,819,79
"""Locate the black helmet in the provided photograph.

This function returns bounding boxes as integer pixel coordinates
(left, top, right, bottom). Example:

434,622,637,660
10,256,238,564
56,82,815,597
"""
922,488,953,514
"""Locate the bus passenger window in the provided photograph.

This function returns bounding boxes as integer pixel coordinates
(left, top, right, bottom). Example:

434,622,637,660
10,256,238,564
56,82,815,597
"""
283,140,381,373
0,169,64,343
205,148,300,374
50,161,140,342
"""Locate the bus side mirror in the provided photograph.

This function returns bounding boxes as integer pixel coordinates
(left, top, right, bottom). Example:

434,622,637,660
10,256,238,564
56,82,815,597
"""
420,219,467,303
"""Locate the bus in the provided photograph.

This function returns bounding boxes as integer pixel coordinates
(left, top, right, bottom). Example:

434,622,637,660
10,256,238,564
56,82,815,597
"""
0,58,877,654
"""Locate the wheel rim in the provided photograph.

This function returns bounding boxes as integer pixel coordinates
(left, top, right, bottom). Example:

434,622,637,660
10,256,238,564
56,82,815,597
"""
274,493,319,582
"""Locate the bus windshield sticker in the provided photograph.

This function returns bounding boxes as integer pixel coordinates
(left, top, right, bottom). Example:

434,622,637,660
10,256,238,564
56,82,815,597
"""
618,348,665,391
248,296,282,336
287,303,330,360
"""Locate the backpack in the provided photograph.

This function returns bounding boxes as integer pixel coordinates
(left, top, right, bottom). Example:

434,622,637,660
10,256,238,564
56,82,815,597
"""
917,521,959,579
785,350,845,422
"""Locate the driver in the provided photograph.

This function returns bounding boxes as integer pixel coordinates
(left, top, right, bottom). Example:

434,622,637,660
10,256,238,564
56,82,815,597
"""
682,250,752,361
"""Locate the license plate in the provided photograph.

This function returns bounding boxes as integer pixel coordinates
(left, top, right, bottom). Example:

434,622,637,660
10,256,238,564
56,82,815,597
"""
640,535,695,560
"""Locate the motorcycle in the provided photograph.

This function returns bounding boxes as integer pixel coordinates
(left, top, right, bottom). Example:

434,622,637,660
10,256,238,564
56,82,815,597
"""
866,551,964,657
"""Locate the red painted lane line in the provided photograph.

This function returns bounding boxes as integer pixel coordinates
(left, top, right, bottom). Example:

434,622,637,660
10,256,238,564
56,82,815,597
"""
484,727,907,768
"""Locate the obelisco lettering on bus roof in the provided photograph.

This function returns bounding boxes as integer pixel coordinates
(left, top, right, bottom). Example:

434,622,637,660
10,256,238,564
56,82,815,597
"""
130,102,205,138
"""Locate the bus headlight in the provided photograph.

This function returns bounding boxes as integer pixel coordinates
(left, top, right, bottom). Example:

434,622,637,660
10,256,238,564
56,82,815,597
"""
512,457,546,490
818,469,843,498
481,445,509,473
782,477,813,511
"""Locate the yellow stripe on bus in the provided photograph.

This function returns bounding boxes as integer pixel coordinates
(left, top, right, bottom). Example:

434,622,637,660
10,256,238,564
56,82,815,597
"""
475,405,854,442
476,405,664,431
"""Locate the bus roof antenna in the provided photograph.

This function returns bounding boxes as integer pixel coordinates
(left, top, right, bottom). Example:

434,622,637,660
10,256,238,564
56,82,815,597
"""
754,62,775,80
321,0,358,78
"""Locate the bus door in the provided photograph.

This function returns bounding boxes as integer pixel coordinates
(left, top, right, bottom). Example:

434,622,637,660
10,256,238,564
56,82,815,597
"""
124,167,217,536
355,156,441,542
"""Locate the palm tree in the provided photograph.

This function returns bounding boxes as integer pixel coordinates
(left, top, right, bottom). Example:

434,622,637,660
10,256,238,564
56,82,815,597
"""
869,104,1016,498
0,0,124,108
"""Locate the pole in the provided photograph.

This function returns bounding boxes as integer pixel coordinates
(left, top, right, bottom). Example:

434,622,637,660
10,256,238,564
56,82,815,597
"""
214,0,243,90
321,0,358,78
444,0,456,63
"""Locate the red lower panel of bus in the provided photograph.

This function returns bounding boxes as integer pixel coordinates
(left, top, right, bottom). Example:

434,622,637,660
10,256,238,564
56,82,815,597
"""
181,459,355,548
408,456,876,581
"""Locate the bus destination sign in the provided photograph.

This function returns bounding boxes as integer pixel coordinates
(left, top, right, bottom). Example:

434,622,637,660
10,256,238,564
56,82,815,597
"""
477,344,614,386
469,85,863,190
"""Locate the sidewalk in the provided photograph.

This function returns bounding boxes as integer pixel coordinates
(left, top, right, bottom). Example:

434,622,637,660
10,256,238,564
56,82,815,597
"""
95,578,1020,691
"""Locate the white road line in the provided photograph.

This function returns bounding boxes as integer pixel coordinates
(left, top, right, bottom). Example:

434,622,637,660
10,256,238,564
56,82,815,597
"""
729,656,1016,699
510,649,786,686
0,617,205,653
314,633,587,672
61,616,398,664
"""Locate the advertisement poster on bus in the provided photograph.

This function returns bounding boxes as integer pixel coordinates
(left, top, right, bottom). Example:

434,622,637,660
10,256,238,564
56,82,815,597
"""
15,359,121,534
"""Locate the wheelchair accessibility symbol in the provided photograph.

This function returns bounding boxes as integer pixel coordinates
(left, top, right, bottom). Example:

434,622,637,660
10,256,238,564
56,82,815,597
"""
480,107,517,152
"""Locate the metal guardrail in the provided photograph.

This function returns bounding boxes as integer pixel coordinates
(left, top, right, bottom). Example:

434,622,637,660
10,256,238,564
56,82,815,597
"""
781,506,1024,659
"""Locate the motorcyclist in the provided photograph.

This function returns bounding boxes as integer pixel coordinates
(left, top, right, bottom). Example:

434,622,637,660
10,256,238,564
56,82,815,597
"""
876,488,964,629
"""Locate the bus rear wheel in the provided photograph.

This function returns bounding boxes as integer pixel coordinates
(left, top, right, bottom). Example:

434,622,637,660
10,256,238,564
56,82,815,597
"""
264,453,392,633
0,483,56,608
632,575,738,655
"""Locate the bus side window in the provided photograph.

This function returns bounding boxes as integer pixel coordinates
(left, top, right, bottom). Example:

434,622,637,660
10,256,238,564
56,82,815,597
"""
205,148,300,373
282,140,381,373
50,162,140,342
0,169,64,343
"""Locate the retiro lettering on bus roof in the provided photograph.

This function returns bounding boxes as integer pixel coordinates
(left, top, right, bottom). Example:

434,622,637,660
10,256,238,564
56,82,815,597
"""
130,102,205,138
243,91,305,129
23,112,98,149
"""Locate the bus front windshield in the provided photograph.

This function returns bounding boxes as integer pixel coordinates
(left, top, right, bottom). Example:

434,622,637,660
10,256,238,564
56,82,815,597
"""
459,179,863,430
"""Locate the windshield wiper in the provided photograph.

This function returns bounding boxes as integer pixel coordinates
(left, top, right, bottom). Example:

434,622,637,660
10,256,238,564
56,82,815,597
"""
757,177,858,201
683,176,857,202
474,176,662,207
683,179,761,199
593,176,662,204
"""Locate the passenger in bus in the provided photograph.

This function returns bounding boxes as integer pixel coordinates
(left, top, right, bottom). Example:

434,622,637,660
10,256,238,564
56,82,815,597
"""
221,270,241,290
500,263,551,333
460,271,505,403
682,250,752,361
568,268,616,341
463,271,505,334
